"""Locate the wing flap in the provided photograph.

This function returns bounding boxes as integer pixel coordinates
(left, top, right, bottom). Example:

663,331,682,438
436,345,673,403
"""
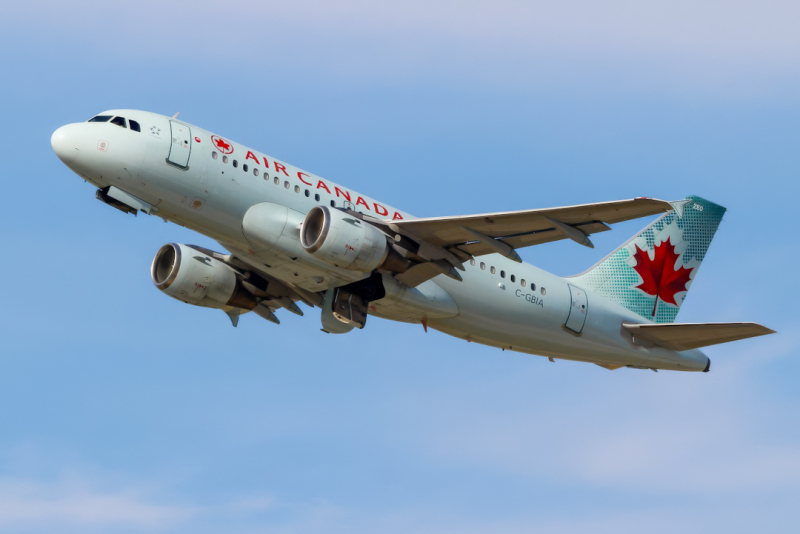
623,322,776,351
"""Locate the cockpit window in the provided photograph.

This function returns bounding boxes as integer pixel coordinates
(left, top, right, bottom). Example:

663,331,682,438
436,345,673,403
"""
129,120,141,132
110,116,127,128
88,115,112,123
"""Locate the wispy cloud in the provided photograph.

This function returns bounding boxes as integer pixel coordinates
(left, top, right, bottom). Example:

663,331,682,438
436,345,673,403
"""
0,477,192,527
4,1,800,97
389,333,800,495
0,475,282,531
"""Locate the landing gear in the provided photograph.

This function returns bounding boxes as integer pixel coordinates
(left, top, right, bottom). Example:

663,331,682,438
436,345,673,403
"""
320,273,385,333
332,288,369,329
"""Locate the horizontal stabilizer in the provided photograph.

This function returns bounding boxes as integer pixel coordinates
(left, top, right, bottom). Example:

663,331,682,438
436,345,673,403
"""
623,322,775,351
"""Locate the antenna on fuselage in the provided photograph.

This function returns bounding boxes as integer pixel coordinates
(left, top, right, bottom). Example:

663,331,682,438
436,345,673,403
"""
172,112,180,119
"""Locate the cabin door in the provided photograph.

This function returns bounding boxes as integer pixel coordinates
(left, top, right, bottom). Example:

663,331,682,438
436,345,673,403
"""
565,284,588,334
167,121,191,168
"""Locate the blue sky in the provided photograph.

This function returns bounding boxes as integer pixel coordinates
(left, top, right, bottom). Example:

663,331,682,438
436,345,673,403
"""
1,1,799,532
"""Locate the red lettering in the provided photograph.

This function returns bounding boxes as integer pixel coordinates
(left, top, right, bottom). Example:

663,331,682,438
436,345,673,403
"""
274,162,289,176
316,180,331,194
334,187,351,201
393,212,404,220
298,172,312,186
246,151,260,163
356,196,370,210
262,156,270,169
373,203,389,216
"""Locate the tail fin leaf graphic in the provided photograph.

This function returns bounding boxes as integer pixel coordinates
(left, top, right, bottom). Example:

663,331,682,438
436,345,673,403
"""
571,196,725,323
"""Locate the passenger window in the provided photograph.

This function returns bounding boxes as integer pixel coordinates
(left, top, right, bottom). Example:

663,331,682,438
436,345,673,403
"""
530,283,536,291
274,177,279,185
295,185,300,193
305,189,310,197
233,160,238,168
212,151,218,160
284,181,290,189
540,287,546,295
243,164,248,172
88,115,112,122
470,258,475,266
490,266,496,274
110,116,126,128
500,270,505,278
129,120,141,132
510,274,515,282
330,200,335,207
222,155,228,163
315,194,320,201
253,168,259,176
521,279,526,287
480,262,486,270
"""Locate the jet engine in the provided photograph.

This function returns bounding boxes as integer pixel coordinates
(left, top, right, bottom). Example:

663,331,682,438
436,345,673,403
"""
300,206,409,273
151,243,258,310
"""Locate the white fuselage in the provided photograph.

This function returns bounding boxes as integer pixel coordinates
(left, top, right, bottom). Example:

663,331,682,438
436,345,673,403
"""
51,110,709,372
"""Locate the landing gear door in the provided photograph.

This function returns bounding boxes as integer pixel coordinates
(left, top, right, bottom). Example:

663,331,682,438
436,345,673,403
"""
565,284,588,334
167,121,191,168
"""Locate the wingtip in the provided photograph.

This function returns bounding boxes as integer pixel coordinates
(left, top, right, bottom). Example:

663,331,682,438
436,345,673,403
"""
745,322,777,335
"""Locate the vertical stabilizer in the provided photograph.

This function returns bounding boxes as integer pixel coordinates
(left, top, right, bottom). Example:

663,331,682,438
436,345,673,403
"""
570,196,726,323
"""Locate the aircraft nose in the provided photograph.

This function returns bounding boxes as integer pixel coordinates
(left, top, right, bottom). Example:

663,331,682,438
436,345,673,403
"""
51,124,80,164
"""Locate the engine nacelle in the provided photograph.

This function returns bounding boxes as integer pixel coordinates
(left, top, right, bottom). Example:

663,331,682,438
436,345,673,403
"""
151,243,258,310
301,206,393,272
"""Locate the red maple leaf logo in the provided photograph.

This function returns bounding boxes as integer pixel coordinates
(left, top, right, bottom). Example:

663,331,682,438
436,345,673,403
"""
211,135,233,154
631,236,694,317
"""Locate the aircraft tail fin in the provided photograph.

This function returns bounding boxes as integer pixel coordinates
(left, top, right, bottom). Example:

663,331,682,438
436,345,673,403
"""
570,196,726,323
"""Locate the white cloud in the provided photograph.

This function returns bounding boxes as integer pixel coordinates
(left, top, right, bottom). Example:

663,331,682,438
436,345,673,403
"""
0,477,193,527
0,475,280,530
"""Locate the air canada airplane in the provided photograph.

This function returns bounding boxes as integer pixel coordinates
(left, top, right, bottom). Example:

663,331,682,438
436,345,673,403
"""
51,110,774,372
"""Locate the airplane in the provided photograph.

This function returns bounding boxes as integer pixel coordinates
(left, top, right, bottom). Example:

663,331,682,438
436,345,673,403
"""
51,109,775,373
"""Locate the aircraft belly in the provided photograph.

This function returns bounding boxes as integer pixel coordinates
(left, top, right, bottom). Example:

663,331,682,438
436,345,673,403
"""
431,268,568,344
429,267,658,367
370,275,459,322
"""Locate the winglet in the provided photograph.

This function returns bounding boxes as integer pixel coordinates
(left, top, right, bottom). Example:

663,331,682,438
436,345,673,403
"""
669,199,691,218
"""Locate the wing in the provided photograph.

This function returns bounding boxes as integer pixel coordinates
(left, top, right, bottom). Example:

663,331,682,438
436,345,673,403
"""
378,198,675,287
187,244,322,325
388,197,675,257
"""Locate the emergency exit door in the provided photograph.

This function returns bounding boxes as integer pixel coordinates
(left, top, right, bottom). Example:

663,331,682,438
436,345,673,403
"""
167,121,191,168
565,284,588,333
